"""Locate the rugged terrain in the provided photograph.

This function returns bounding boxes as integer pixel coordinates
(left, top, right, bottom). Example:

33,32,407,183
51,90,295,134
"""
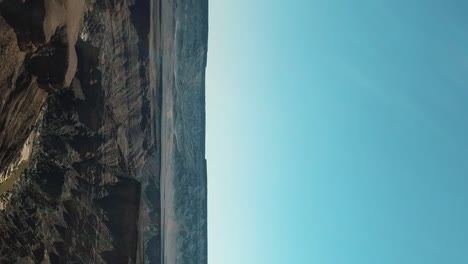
0,0,207,263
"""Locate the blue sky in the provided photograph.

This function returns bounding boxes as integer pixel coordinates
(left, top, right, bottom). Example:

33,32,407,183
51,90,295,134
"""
206,1,468,263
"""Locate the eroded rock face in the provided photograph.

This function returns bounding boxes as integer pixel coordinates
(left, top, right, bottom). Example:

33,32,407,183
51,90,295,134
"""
0,0,207,263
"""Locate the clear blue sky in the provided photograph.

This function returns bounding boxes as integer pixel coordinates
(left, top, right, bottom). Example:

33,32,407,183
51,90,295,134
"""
206,1,468,263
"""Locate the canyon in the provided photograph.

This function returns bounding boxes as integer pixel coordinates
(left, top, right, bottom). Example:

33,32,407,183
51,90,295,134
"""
0,0,207,263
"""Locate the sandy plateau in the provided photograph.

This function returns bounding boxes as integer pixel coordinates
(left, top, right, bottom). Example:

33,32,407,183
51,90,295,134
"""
43,0,85,86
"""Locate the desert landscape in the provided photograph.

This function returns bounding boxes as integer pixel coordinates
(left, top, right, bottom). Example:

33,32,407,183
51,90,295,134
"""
0,0,207,263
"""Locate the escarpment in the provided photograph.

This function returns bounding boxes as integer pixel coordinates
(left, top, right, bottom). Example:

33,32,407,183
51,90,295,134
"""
0,0,207,263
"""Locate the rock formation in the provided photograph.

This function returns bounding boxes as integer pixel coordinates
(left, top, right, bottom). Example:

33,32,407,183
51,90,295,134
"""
0,0,207,263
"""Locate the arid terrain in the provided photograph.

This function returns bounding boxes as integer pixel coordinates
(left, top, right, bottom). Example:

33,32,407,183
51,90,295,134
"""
0,0,207,263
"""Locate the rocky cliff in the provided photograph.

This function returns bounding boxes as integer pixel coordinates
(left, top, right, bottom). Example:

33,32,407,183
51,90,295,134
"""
0,0,207,263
